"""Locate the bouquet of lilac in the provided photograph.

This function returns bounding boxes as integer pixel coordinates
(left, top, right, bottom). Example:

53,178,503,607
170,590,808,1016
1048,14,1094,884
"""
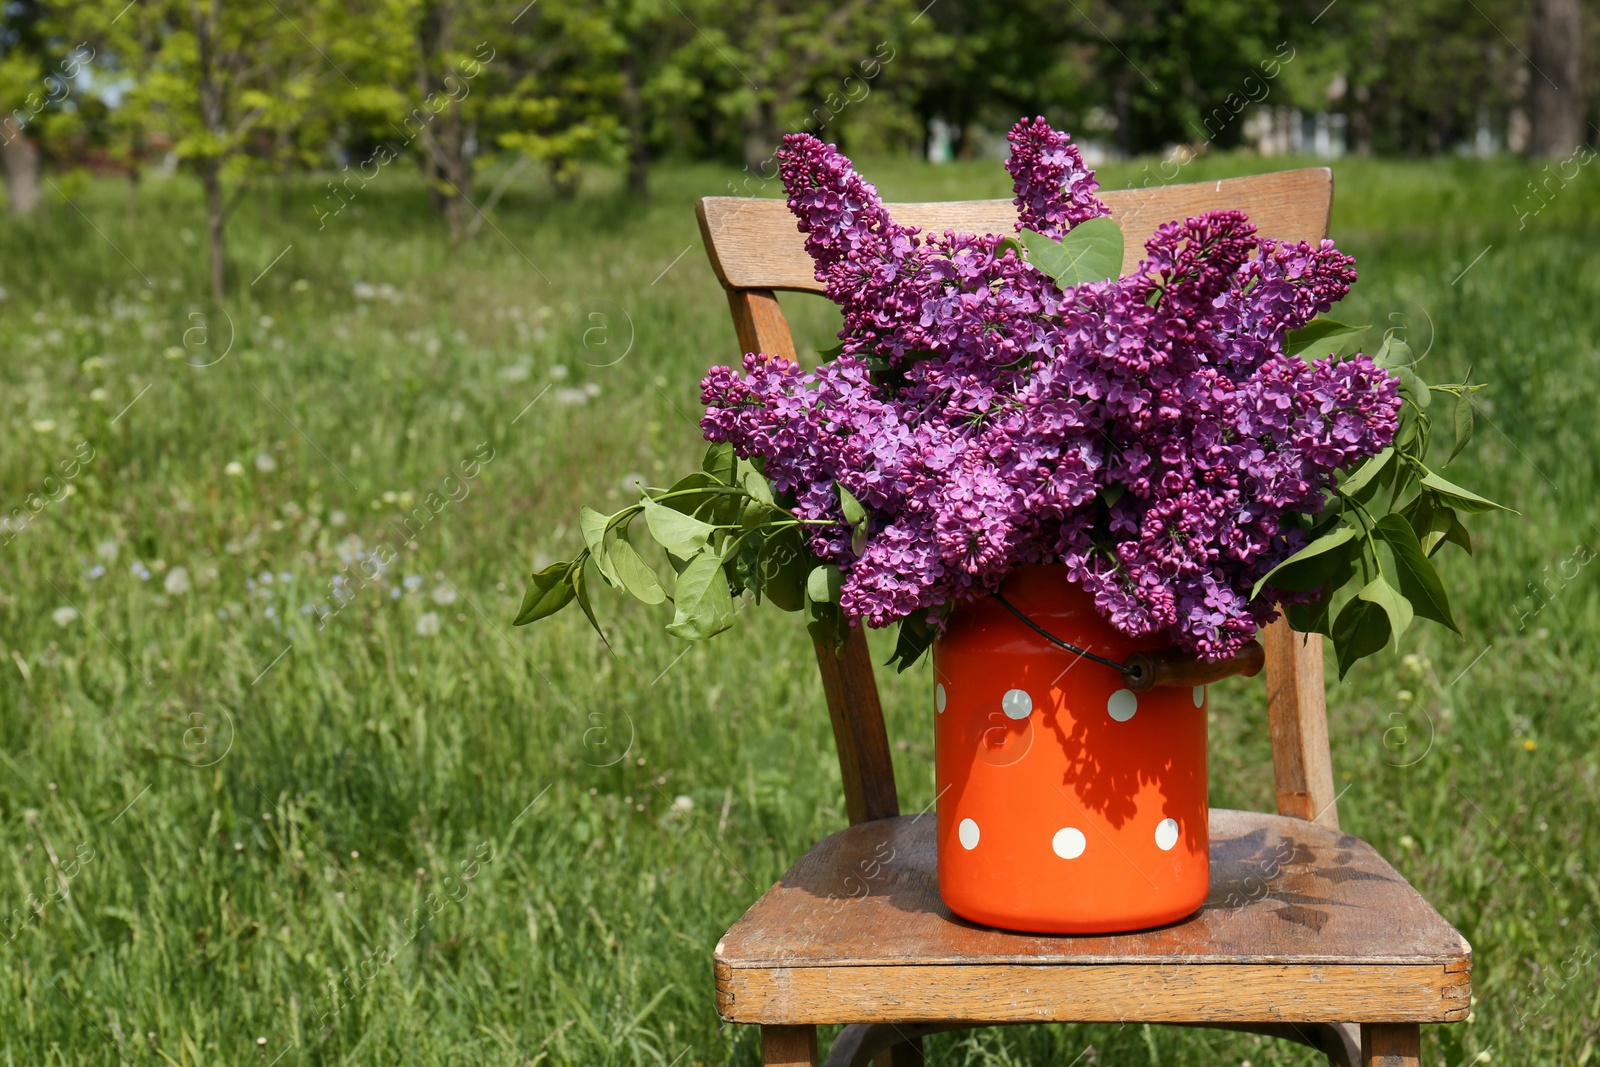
519,119,1505,676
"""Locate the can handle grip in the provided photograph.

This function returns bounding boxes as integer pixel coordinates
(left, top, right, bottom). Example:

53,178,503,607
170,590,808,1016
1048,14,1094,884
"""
1122,640,1266,692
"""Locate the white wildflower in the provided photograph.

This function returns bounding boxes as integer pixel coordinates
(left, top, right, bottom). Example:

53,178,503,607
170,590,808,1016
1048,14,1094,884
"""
163,567,190,595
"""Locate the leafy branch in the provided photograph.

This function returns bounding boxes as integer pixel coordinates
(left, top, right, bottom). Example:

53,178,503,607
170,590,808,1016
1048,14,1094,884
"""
1254,326,1513,676
514,442,855,649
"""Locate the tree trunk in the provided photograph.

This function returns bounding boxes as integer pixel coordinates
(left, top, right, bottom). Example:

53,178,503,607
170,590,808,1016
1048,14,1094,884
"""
1112,80,1134,158
741,100,778,174
202,161,226,303
414,0,472,240
193,0,228,299
1529,0,1584,157
1,117,42,216
621,47,649,196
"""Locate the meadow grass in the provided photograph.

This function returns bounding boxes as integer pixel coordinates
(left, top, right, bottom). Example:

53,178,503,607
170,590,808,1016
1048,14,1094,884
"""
0,150,1595,1066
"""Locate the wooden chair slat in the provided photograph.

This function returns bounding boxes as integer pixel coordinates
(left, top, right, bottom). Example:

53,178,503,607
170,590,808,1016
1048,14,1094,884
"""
1362,1023,1424,1066
813,629,900,825
724,286,899,827
723,962,1465,1026
760,1025,818,1066
1264,618,1340,827
697,168,1333,294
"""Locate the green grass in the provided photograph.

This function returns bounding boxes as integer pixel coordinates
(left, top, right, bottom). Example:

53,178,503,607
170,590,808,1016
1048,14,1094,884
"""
0,149,1596,1066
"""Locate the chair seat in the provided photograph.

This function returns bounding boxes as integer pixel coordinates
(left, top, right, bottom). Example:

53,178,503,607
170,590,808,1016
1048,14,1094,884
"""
715,809,1470,1026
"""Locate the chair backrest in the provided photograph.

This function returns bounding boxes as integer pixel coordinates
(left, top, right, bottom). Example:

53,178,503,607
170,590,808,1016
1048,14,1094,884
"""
696,169,1342,833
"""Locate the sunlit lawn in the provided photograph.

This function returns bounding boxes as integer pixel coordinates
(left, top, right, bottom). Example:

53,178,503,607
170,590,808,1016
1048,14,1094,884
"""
0,149,1595,1064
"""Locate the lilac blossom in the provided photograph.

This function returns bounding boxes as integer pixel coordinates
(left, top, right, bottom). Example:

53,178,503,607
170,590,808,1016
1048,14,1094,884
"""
701,119,1400,660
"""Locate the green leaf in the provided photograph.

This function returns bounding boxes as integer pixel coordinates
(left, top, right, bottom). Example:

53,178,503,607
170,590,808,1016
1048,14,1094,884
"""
1392,401,1421,451
571,561,608,646
1331,596,1391,678
1338,446,1396,503
1358,574,1413,647
1375,332,1416,369
1420,471,1515,514
758,526,809,612
665,549,734,640
643,498,716,555
608,536,665,605
580,507,619,587
1407,495,1473,557
1253,526,1357,598
806,564,842,604
886,614,936,672
1101,483,1125,508
702,441,736,486
1286,591,1334,637
1018,218,1124,288
658,471,720,518
1285,318,1368,361
513,560,576,625
741,468,774,505
805,597,840,651
817,342,845,361
1441,510,1473,555
740,497,775,529
1393,364,1431,409
838,483,866,527
995,236,1023,259
1447,389,1474,465
1372,514,1458,632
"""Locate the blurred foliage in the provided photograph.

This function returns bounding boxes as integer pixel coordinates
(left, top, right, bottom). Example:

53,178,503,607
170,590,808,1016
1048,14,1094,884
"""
1,0,1592,205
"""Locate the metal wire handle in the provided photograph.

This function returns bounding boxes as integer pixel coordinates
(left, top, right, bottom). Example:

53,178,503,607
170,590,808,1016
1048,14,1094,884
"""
989,591,1266,691
989,592,1128,672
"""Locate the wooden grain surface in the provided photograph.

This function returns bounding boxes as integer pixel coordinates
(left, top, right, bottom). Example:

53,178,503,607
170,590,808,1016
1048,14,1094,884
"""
697,169,1333,295
1361,1022,1422,1066
762,1025,819,1066
714,810,1469,1024
721,960,1467,1026
814,627,900,825
1263,620,1339,827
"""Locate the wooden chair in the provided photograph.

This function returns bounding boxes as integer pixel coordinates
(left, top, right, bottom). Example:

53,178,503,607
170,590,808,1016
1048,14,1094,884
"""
693,171,1470,1067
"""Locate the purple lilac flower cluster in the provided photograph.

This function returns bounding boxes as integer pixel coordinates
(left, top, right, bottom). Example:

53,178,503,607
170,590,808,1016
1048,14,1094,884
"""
701,118,1401,660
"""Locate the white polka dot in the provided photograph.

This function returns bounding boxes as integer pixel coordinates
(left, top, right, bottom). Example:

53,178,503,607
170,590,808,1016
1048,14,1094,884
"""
1155,818,1179,851
1192,685,1205,708
1107,688,1138,722
935,683,947,714
958,818,980,850
1001,688,1032,720
1052,827,1087,859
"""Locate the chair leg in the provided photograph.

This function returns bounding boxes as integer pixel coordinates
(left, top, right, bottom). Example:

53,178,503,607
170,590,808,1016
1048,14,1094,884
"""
872,1036,924,1066
763,1025,819,1066
1360,1024,1420,1067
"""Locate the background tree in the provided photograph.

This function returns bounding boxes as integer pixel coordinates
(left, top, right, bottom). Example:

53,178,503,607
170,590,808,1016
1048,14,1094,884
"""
696,0,920,172
910,0,1092,160
65,0,321,299
1528,0,1584,156
0,0,82,215
487,0,626,200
